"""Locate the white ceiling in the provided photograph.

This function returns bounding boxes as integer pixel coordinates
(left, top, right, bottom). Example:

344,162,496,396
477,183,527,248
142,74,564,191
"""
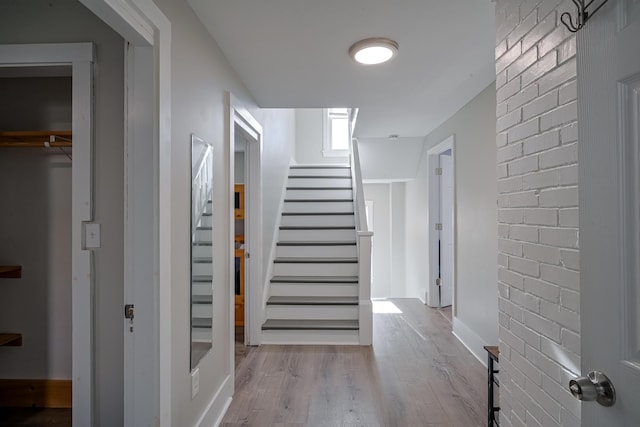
188,0,496,139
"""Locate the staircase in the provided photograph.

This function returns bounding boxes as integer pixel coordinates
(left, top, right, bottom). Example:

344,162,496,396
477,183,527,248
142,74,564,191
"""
191,200,213,343
262,164,362,344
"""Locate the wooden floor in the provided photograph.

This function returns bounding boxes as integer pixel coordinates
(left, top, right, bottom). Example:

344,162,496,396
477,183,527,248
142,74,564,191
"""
224,299,485,426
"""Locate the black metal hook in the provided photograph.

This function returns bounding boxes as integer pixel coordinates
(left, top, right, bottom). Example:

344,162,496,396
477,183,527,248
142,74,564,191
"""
560,0,611,33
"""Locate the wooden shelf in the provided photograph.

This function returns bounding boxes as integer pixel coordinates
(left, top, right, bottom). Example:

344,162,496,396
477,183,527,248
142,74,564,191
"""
0,130,72,148
0,265,21,278
0,333,22,347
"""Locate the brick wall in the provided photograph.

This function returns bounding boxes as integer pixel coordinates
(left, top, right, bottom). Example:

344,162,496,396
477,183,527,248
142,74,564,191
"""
495,1,581,426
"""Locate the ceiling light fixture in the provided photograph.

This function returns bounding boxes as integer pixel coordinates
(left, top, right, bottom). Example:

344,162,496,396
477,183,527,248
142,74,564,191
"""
349,37,399,65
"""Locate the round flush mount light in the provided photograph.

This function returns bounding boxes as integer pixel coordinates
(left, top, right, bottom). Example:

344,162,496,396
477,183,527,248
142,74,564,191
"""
349,37,399,65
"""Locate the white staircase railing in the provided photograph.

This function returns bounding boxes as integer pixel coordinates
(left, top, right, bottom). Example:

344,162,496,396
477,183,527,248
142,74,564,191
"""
192,143,213,239
349,109,373,345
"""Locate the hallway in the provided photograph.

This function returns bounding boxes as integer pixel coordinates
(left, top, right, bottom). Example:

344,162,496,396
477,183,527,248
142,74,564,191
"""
223,299,486,426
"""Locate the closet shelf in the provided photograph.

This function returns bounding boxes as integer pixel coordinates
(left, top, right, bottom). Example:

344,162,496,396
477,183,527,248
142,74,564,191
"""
0,266,21,278
0,333,22,347
0,130,72,148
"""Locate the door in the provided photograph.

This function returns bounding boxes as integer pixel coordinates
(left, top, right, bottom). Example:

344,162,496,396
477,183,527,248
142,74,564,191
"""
439,151,453,307
578,1,640,424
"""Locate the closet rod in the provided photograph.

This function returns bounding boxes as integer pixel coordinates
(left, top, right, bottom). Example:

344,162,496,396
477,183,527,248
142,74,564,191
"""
0,130,72,148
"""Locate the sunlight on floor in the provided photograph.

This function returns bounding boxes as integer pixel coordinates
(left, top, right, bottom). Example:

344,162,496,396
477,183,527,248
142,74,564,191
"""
372,299,403,314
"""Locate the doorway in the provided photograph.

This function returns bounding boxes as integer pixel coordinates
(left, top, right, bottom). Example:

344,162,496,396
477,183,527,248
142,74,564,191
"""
427,135,455,310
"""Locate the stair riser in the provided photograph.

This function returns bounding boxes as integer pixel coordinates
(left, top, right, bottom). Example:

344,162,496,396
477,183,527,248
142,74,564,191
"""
261,329,359,345
266,305,358,320
192,304,212,318
269,283,358,297
278,229,356,241
276,245,356,258
194,229,213,242
198,215,213,228
192,262,213,276
286,189,353,200
283,201,354,213
287,178,352,187
192,245,212,258
192,328,212,342
273,262,358,276
192,282,212,296
280,215,355,227
289,168,351,177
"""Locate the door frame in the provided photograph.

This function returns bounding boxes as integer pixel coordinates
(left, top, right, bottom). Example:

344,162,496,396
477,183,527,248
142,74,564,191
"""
226,93,263,349
426,135,456,309
0,42,95,426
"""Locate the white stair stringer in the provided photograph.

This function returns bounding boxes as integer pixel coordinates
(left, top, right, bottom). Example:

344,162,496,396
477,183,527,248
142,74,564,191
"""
262,164,361,345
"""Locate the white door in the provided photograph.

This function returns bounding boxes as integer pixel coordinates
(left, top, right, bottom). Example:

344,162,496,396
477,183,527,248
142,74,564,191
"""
439,152,453,307
578,1,640,424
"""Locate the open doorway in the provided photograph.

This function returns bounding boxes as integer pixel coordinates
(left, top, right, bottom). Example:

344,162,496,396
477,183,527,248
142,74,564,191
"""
427,136,455,313
233,131,247,366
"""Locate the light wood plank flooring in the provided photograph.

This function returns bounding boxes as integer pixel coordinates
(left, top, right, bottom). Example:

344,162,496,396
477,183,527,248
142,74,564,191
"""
223,298,485,426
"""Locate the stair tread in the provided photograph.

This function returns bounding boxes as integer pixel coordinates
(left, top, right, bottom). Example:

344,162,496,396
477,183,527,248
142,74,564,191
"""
282,212,354,216
192,295,212,304
262,319,359,330
271,275,358,283
288,175,352,179
284,199,353,203
277,241,356,246
290,165,350,169
192,257,212,263
267,296,358,305
192,275,213,282
280,225,355,230
287,187,352,190
274,257,357,263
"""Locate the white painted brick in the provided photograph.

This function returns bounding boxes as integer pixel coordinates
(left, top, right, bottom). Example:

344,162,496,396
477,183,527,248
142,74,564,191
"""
510,225,539,243
559,80,577,104
560,407,581,427
540,336,580,372
496,38,508,59
499,252,509,267
498,281,511,299
499,176,523,194
519,1,538,20
539,186,578,208
498,142,524,164
560,249,579,270
497,11,522,48
560,122,578,143
538,0,564,22
499,195,510,209
542,375,581,420
499,223,510,237
558,36,576,63
508,118,540,143
511,287,541,313
508,154,539,176
523,242,561,264
498,131,508,147
540,101,577,131
558,164,578,185
524,277,561,303
539,142,578,169
497,43,523,74
502,355,527,390
524,208,557,226
497,69,508,89
508,10,537,48
524,310,561,342
508,190,539,207
499,208,525,224
522,12,556,52
526,345,562,383
498,76,523,104
538,25,566,58
500,238,524,256
500,296,526,323
499,311,511,328
509,255,540,277
524,378,561,421
501,324,526,355
497,101,509,118
523,130,560,155
523,90,558,121
561,328,580,354
540,263,580,290
523,169,559,189
559,208,578,227
540,300,580,332
511,350,543,386
498,108,523,132
560,289,580,312
498,163,509,179
508,84,538,112
540,227,578,248
500,267,525,289
511,319,541,348
507,47,538,81
522,51,557,88
539,58,576,95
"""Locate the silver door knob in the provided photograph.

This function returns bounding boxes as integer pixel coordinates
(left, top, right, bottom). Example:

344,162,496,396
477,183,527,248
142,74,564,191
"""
569,371,616,407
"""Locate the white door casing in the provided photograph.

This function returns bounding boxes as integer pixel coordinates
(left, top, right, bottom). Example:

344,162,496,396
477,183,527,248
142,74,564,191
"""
578,0,640,425
439,151,453,308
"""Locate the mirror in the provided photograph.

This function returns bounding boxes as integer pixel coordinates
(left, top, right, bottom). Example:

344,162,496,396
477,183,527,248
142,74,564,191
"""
191,134,213,368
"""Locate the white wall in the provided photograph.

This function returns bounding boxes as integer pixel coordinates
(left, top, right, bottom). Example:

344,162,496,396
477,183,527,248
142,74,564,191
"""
406,83,498,359
150,0,296,425
234,151,245,183
294,108,348,164
0,2,125,424
358,137,424,181
495,1,580,426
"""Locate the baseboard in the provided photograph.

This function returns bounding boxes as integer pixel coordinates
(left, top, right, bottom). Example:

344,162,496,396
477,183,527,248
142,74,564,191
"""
195,374,233,427
0,379,72,408
452,317,488,368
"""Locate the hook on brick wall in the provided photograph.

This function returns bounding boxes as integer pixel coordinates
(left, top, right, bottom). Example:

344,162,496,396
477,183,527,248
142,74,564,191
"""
560,0,611,33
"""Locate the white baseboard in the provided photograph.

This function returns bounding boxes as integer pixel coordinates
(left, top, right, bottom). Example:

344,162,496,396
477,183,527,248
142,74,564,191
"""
452,317,488,368
196,374,233,427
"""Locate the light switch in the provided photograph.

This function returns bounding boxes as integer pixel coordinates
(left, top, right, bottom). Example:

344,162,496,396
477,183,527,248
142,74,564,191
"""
85,223,101,248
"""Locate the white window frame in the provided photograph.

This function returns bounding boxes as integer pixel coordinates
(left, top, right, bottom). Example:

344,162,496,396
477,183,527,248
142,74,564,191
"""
322,108,350,157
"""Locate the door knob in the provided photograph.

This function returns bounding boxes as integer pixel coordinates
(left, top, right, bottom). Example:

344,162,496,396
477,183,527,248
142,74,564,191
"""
569,371,616,407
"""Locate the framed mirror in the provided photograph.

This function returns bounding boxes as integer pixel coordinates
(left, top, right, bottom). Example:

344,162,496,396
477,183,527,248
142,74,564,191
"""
190,134,213,368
